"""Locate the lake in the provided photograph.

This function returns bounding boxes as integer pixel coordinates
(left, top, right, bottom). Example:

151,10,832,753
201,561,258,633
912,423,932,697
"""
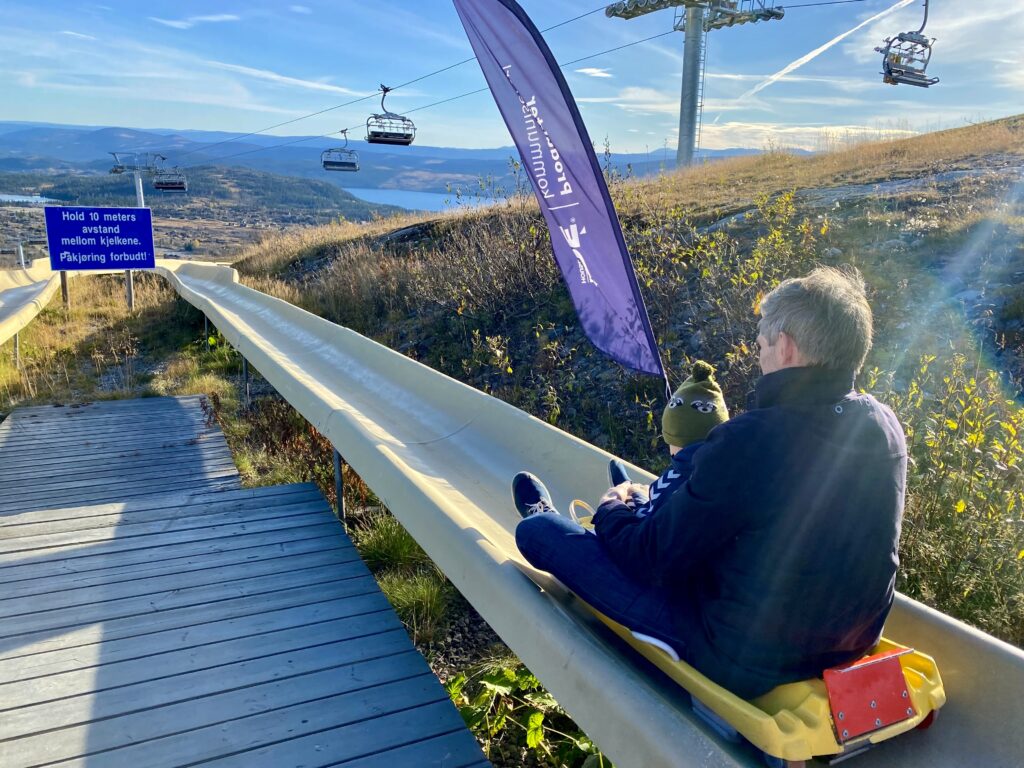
343,187,493,212
0,194,54,204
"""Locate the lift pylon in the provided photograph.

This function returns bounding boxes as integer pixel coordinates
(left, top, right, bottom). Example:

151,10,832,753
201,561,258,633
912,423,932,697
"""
605,1,784,166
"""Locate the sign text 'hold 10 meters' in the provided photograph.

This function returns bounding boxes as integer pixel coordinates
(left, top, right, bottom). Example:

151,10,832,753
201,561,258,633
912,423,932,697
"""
44,206,156,271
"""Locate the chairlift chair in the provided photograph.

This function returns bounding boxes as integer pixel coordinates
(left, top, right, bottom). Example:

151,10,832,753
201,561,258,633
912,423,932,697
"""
365,85,416,146
153,168,188,192
109,151,130,174
875,0,938,87
321,129,360,172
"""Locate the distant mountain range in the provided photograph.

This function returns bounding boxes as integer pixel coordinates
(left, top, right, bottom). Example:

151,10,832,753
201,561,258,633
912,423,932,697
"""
0,121,793,196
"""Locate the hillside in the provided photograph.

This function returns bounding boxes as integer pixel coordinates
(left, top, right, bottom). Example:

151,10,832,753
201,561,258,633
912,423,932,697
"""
0,165,401,261
232,115,1024,646
0,121,781,194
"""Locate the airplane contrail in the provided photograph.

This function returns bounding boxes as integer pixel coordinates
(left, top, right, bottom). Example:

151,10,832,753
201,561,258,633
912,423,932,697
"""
738,0,916,100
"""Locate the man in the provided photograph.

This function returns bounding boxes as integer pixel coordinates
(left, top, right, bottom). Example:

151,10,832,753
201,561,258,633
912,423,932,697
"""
513,266,905,699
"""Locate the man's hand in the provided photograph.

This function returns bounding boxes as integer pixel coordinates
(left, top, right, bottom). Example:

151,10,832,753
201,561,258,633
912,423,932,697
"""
600,482,649,506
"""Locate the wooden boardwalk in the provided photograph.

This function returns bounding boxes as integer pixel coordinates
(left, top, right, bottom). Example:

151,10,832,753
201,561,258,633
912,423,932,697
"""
0,396,487,768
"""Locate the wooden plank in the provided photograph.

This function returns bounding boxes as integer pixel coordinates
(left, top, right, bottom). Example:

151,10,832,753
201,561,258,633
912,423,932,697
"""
0,475,242,515
338,732,491,768
50,681,463,768
0,503,330,557
0,574,378,662
194,700,470,768
0,493,328,545
0,475,241,518
0,426,219,453
0,520,339,583
0,592,391,683
0,460,239,502
0,413,211,438
0,425,218,450
5,395,205,418
0,546,362,621
2,528,337,589
0,562,371,645
3,535,346,600
1,609,402,711
0,483,319,528
0,410,209,435
0,446,231,479
0,486,322,537
5,657,433,767
0,628,413,740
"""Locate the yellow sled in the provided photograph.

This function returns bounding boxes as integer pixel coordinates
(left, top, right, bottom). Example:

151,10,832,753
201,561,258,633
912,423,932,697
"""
567,501,946,765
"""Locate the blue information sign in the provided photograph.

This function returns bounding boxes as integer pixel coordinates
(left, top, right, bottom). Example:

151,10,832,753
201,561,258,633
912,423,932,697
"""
44,206,156,271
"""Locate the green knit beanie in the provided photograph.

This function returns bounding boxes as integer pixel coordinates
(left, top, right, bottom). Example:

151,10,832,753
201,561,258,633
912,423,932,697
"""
662,360,729,447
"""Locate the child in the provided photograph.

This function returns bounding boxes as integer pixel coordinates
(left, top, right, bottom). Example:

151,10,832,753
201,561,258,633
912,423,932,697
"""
608,360,729,517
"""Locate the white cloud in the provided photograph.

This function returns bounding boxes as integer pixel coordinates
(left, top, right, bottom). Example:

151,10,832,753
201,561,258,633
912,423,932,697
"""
740,0,915,100
289,5,312,13
701,120,917,151
575,67,612,79
204,60,363,96
60,30,96,41
150,14,241,30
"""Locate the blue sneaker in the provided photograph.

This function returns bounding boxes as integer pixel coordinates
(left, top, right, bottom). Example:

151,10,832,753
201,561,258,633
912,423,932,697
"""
608,459,632,486
511,472,558,518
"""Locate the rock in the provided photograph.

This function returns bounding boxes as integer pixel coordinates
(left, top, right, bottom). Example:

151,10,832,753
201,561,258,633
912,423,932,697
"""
880,239,906,252
689,331,704,353
822,247,843,259
954,289,983,304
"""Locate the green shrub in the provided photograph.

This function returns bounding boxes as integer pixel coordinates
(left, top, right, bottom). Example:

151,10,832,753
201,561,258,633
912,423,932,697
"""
355,511,431,573
376,569,452,645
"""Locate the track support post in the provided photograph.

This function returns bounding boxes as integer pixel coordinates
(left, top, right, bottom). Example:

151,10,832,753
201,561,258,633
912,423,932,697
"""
60,271,70,309
241,357,250,410
333,448,346,525
13,332,20,369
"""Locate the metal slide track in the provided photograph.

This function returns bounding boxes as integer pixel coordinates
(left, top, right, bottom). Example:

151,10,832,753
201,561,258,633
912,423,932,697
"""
2,260,1022,767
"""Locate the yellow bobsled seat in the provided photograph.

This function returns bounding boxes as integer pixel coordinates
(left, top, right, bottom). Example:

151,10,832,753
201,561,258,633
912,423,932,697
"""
590,611,944,765
566,501,945,765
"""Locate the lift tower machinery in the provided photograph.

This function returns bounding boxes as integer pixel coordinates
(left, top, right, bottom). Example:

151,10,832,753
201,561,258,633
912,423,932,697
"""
605,1,784,167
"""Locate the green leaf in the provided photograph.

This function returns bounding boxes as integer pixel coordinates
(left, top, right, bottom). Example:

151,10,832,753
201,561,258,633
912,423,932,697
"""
445,673,467,700
480,669,515,696
526,710,545,749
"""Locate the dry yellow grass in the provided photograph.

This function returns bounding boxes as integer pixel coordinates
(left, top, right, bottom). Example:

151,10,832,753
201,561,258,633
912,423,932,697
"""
233,115,1023,291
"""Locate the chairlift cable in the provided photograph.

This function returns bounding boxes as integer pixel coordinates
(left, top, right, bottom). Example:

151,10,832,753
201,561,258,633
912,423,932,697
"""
781,0,869,8
168,4,608,164
212,28,679,164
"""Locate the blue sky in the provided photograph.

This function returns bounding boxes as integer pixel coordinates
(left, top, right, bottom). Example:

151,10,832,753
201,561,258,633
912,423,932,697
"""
1,1,1019,152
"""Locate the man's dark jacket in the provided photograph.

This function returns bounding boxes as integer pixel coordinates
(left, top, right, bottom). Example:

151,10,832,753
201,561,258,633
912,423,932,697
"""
593,366,906,699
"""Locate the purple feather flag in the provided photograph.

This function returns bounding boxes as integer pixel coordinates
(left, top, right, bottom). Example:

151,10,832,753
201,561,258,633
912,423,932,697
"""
453,0,665,379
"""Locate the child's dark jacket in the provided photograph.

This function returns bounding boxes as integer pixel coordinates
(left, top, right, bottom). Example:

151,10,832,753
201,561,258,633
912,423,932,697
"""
593,366,906,699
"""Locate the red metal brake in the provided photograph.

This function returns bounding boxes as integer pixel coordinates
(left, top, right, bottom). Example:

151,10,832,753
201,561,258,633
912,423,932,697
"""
823,648,916,743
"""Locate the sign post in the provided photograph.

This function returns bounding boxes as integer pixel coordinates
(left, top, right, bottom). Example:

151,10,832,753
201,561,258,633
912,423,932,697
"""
43,207,156,286
129,171,146,310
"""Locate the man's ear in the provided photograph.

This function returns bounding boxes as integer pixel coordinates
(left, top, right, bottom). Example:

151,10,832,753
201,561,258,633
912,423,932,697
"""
777,331,806,367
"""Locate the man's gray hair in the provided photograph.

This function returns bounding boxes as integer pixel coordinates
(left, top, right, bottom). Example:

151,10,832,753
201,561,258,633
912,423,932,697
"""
759,266,873,373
